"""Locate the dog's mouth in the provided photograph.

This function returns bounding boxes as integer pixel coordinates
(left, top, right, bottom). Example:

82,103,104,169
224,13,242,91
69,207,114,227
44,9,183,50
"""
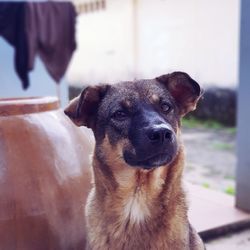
123,151,173,169
137,153,171,169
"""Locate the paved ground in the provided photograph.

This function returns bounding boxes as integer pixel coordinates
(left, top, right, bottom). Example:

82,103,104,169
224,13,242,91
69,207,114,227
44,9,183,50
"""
182,127,236,194
205,229,250,250
181,126,250,249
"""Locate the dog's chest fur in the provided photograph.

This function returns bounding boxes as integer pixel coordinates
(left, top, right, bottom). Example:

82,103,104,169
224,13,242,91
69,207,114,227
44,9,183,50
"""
123,189,150,224
121,168,164,224
84,155,199,250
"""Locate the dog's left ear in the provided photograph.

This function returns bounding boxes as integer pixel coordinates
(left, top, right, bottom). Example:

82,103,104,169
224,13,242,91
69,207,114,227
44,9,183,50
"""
156,72,203,116
64,85,109,129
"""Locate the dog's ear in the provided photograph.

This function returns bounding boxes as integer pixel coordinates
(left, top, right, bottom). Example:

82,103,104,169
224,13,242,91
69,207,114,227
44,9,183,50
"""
64,85,109,129
156,72,203,116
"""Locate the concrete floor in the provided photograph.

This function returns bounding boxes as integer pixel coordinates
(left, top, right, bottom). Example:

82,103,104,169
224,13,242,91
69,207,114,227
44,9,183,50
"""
187,184,250,250
183,127,236,193
205,229,250,250
183,127,250,249
187,183,250,233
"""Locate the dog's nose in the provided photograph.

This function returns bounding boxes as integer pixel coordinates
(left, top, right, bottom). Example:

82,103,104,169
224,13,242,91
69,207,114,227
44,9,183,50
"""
147,126,173,144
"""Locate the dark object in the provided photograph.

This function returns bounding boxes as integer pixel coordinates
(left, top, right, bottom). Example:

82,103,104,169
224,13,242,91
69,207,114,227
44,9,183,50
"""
0,3,29,88
236,0,250,212
69,85,83,100
200,219,250,242
26,2,76,83
0,2,76,89
190,87,237,126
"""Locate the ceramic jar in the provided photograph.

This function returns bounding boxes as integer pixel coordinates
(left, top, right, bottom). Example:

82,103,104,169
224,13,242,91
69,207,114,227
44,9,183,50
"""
0,97,92,250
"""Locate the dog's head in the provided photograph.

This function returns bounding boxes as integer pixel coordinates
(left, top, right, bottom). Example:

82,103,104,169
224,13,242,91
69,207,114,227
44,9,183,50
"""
65,72,202,170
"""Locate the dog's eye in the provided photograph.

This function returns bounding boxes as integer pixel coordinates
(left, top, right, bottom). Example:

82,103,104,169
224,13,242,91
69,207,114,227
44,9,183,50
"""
161,103,171,113
112,110,127,121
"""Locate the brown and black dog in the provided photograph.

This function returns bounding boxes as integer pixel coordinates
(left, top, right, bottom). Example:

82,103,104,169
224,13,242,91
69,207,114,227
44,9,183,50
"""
64,72,205,250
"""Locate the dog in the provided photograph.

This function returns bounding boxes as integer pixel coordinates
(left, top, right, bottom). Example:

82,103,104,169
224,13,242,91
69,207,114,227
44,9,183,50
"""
64,72,205,250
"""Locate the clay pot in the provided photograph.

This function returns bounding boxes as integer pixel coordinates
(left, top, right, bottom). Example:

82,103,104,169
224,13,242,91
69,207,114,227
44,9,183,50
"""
0,97,93,250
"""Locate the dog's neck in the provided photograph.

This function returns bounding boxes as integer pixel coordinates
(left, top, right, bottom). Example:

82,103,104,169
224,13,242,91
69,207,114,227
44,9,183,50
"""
92,147,185,222
86,147,190,249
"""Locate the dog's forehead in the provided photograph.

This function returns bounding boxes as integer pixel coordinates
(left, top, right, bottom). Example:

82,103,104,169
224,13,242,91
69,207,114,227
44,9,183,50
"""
106,79,169,103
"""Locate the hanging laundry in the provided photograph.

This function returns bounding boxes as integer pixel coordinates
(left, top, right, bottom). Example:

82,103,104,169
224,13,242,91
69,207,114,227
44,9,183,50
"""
0,3,29,89
26,2,77,84
0,2,77,89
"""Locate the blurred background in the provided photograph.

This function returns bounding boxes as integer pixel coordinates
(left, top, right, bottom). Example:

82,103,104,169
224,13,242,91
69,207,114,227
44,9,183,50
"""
67,0,238,195
69,0,239,87
0,0,249,249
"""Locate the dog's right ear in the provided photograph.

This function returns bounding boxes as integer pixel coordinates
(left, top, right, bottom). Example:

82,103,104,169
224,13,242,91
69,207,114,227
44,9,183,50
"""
64,85,109,129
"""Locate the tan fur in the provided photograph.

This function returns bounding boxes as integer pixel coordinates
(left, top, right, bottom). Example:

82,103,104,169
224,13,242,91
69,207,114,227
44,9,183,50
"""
150,94,160,103
85,132,204,250
122,99,132,109
64,72,204,249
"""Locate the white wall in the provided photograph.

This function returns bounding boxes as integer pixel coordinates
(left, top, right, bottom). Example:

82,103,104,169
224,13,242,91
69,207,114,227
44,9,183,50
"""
67,0,135,85
67,0,240,88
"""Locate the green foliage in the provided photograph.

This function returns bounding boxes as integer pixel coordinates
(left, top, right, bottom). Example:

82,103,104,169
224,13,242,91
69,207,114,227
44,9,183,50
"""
226,127,237,134
202,182,210,188
224,186,235,196
212,142,234,151
181,118,202,129
224,175,235,180
181,117,236,132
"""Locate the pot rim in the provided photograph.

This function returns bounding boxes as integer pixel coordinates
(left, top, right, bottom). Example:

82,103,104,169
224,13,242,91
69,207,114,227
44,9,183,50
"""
0,96,60,116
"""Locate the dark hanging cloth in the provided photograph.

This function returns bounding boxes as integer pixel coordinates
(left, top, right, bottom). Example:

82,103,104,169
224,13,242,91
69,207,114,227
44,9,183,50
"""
0,2,76,89
0,2,29,89
26,2,77,84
